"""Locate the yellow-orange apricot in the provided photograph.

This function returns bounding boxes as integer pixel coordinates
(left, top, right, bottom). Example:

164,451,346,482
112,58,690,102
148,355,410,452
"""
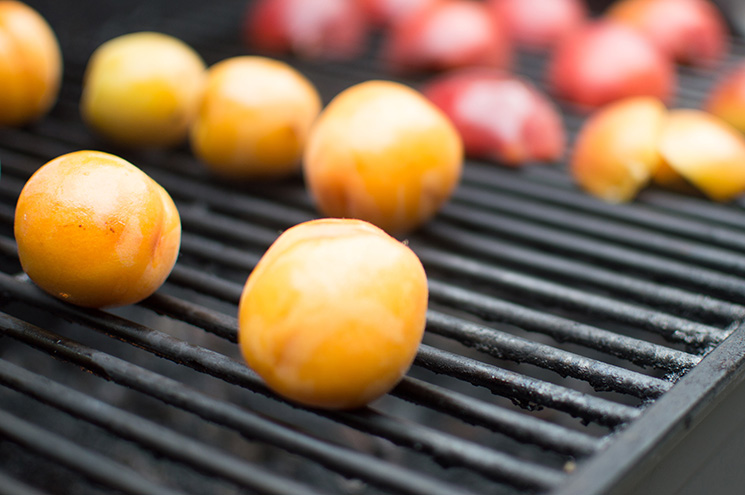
0,0,62,126
80,32,206,148
238,218,428,409
657,110,745,201
303,80,463,235
14,150,181,308
190,56,322,179
570,96,666,202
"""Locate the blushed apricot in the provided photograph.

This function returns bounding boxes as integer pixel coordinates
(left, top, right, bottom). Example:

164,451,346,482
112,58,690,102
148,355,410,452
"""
238,218,428,409
0,0,62,126
80,32,206,148
705,63,745,134
190,56,322,179
570,97,666,202
14,150,181,308
657,110,745,201
303,80,463,235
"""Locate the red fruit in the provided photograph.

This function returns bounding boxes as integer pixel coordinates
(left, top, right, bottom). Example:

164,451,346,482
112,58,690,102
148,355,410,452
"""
382,0,512,74
244,0,368,60
488,0,588,52
422,68,565,166
607,0,728,68
357,0,442,28
547,21,676,110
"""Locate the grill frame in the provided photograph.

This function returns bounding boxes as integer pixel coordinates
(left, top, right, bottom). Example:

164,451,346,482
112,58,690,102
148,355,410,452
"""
2,1,745,494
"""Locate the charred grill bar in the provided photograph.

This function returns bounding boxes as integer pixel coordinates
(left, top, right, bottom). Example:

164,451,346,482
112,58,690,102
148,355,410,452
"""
1,1,745,494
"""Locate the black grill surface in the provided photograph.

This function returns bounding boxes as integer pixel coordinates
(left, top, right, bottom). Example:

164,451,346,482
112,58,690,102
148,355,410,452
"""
2,1,745,494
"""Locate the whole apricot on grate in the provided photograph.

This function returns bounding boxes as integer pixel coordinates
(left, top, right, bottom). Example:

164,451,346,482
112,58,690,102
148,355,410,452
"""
190,56,322,179
303,80,463,235
80,32,206,148
238,218,428,410
14,150,181,308
0,0,62,126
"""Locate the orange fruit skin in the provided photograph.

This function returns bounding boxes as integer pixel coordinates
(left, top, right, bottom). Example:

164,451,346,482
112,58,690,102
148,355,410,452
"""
570,96,666,202
657,110,745,202
238,218,428,410
0,0,62,126
705,64,745,134
80,32,206,148
190,56,322,179
14,150,181,308
303,80,463,235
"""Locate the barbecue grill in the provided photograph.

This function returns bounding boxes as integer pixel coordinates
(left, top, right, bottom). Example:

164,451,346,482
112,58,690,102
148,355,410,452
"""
1,1,745,494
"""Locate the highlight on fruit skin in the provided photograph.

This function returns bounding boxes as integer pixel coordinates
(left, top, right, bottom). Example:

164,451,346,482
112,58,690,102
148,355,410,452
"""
190,56,322,179
0,0,63,127
657,110,745,202
244,0,369,61
487,0,588,52
547,20,676,111
382,0,512,75
570,96,667,202
238,218,428,410
421,68,566,166
606,0,728,68
80,31,206,149
14,150,181,308
303,80,463,235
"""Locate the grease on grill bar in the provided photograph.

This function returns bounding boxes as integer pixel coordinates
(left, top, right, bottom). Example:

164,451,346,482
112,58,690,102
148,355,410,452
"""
2,1,745,494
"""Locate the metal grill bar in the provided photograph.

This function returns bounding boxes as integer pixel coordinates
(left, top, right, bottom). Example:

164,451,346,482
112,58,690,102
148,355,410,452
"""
0,312,496,495
425,310,671,399
421,251,727,346
143,291,602,457
0,359,325,495
460,165,745,254
0,276,569,490
156,264,643,426
413,345,640,426
438,202,745,303
174,230,702,375
420,222,745,324
0,409,186,495
0,472,47,495
452,183,745,276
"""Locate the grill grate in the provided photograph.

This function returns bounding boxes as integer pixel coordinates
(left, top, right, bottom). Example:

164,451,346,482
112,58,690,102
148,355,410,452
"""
2,1,745,494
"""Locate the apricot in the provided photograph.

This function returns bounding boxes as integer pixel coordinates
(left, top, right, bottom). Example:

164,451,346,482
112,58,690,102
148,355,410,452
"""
190,56,322,179
303,80,463,235
705,64,745,134
382,0,512,74
244,0,369,61
657,110,745,202
238,218,428,409
0,0,62,126
570,97,666,202
80,32,206,149
607,0,727,68
14,150,181,308
422,68,565,166
488,0,588,52
547,21,676,110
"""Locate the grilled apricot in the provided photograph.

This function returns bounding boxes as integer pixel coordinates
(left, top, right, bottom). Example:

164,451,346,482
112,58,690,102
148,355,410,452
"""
570,96,666,202
238,218,428,409
657,110,745,201
80,32,206,149
0,0,62,126
190,56,322,179
303,80,463,235
14,150,181,308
